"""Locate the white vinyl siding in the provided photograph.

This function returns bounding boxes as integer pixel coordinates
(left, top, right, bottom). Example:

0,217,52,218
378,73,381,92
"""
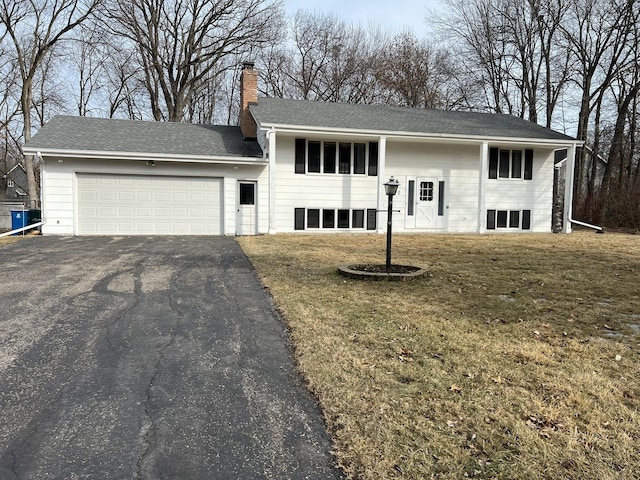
386,142,480,233
485,148,555,232
40,157,268,236
274,136,379,232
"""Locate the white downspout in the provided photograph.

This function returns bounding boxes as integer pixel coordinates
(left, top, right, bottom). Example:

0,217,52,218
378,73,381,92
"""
562,143,576,233
377,136,387,233
267,128,276,234
477,142,489,233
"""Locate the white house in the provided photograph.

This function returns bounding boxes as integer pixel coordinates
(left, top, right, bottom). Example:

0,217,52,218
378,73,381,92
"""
23,63,581,236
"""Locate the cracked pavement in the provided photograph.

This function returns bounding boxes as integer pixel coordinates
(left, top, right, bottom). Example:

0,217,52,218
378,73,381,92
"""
0,236,342,479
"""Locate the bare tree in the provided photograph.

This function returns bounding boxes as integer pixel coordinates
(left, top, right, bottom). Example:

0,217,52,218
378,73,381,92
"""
260,11,384,104
0,0,103,208
104,0,284,122
376,32,457,109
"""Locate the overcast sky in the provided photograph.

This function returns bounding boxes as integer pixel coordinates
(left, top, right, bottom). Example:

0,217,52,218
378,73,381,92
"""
283,0,444,34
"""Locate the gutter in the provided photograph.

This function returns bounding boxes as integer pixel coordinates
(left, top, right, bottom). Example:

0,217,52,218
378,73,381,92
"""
21,148,267,165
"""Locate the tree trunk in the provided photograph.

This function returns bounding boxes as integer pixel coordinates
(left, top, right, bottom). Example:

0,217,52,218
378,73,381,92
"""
21,78,38,209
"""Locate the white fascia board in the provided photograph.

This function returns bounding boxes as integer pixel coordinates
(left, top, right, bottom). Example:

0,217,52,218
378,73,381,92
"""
23,147,267,165
258,123,583,148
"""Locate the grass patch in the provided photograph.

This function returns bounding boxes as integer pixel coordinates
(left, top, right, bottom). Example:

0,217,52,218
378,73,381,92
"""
239,232,640,479
0,236,23,247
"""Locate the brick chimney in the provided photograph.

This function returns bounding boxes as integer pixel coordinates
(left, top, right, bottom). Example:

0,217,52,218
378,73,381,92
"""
240,61,258,140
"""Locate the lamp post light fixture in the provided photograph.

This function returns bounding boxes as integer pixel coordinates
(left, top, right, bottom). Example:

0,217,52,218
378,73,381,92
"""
384,176,400,272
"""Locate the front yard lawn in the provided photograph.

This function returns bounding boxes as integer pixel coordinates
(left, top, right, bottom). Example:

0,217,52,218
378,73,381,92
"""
239,232,640,480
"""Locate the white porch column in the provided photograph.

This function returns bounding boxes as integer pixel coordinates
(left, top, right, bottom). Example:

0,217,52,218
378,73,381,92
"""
267,128,277,234
477,142,489,233
562,143,577,234
377,136,387,233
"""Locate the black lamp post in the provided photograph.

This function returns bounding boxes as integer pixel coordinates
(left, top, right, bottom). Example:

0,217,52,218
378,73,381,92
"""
384,176,400,272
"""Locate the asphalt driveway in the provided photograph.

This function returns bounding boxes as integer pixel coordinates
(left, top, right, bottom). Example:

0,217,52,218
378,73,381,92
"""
0,236,342,479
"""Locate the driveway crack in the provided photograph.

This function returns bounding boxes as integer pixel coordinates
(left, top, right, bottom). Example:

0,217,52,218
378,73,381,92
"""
135,260,184,479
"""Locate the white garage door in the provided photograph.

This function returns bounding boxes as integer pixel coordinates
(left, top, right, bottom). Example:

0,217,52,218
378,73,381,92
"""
77,173,223,235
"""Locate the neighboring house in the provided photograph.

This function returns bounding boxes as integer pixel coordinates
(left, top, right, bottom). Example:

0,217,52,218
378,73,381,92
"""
23,63,581,236
1,163,29,201
0,164,30,231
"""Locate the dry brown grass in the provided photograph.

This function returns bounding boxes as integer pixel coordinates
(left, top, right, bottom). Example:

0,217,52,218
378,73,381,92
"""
0,236,23,247
239,232,640,480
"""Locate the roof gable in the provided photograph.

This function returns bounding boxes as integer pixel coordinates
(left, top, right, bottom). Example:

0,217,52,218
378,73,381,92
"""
24,116,263,159
250,97,575,142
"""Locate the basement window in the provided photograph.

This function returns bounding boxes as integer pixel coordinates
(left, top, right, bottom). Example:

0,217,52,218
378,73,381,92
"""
487,209,532,230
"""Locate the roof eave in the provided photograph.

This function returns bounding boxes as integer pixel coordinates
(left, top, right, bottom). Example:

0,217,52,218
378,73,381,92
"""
23,147,267,165
256,122,582,146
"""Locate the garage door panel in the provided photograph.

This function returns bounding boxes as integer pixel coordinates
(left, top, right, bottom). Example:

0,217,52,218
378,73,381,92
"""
77,173,223,235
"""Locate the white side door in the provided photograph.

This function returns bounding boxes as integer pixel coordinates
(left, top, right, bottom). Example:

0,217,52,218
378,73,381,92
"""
236,181,257,235
415,178,437,229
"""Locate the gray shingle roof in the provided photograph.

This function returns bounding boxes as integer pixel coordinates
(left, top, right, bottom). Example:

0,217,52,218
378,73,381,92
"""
24,116,263,158
250,97,575,142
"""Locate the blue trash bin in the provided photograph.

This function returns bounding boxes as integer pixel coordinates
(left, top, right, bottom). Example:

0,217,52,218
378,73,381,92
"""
11,210,28,234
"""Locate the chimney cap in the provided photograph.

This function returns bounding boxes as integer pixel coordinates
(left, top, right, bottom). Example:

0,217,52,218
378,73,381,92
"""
242,61,255,70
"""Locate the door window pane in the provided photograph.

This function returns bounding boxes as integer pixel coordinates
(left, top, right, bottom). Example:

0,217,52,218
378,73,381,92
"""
239,183,255,205
420,181,434,201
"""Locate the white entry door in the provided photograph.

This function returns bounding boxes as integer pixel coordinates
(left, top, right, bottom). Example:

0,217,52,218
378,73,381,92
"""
236,181,257,235
415,178,437,229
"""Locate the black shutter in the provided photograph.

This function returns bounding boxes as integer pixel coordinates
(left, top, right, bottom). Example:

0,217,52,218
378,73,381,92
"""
295,139,306,174
522,210,531,230
366,209,377,230
524,149,533,180
368,142,379,176
489,148,498,179
438,181,445,216
294,208,305,230
487,209,496,230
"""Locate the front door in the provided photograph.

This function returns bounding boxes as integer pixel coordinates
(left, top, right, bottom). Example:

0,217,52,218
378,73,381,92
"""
236,182,257,235
415,178,437,229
